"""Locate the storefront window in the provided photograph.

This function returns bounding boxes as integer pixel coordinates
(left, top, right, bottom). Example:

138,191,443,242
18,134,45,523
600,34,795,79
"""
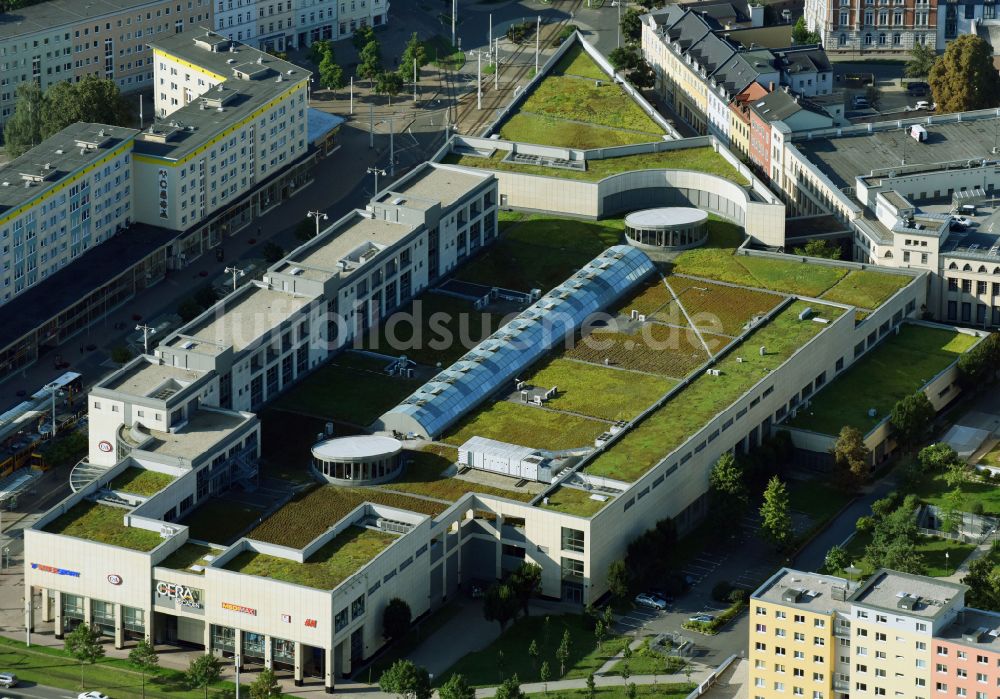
211,624,235,651
272,637,295,662
243,632,265,658
62,594,84,619
351,594,365,620
122,606,145,633
334,607,348,632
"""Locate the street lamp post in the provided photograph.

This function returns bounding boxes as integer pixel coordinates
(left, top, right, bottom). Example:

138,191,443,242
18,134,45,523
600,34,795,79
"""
389,115,395,177
135,323,156,354
350,76,354,115
369,103,374,148
367,166,387,194
495,38,500,90
45,382,59,437
452,0,457,49
535,16,541,75
477,51,483,109
613,0,626,48
307,210,328,238
235,655,241,699
224,266,245,293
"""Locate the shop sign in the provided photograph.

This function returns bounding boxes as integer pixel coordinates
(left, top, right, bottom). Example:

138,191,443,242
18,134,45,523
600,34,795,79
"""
155,580,203,611
107,574,123,585
222,602,257,616
304,618,317,628
281,614,291,623
97,440,113,453
31,563,80,577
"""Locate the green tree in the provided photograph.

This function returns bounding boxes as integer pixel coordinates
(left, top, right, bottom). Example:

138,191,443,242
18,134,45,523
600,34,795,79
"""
594,619,606,651
941,487,965,534
375,70,404,105
439,673,475,699
318,50,345,92
865,85,882,110
793,239,842,259
379,659,432,699
963,557,1000,611
866,494,924,573
621,660,631,683
586,673,597,699
621,8,643,43
609,45,640,72
509,562,542,617
249,668,282,699
382,597,412,641
3,82,44,158
890,391,935,451
607,558,629,601
831,425,871,493
540,661,552,692
64,623,105,689
111,345,134,364
760,476,793,550
484,583,519,631
127,638,159,699
791,17,822,44
906,42,937,78
358,39,383,86
920,443,960,472
944,459,973,489
352,25,376,52
556,629,571,676
399,32,428,81
495,675,526,699
709,451,749,533
930,34,1000,113
528,639,539,669
185,654,222,699
626,682,638,699
630,58,655,89
957,333,1000,390
308,39,333,67
824,544,849,574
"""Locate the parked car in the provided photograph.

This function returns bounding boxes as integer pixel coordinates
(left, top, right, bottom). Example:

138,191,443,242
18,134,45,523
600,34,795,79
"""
914,100,932,111
648,588,674,604
952,215,972,228
78,692,109,699
688,614,716,623
635,593,668,610
0,674,16,688
906,81,929,96
852,95,869,109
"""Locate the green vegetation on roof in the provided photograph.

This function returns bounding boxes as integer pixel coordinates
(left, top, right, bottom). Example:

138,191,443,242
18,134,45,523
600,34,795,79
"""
271,351,420,426
225,526,397,590
179,497,266,546
376,444,536,502
517,75,663,135
787,325,977,435
521,356,676,422
443,400,607,451
44,501,163,551
539,486,611,517
672,222,849,297
553,43,608,80
158,542,216,575
500,113,660,149
585,301,841,483
819,269,912,309
443,147,748,186
108,467,175,497
250,485,444,549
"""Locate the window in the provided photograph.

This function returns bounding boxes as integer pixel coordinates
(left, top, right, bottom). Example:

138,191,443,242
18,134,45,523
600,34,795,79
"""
561,527,584,553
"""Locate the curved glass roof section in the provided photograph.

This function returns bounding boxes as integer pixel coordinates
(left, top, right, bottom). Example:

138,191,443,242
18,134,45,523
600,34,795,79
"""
376,245,655,439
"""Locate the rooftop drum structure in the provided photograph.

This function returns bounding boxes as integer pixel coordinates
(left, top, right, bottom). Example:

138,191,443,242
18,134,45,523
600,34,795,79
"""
375,245,656,439
311,435,404,486
624,207,709,251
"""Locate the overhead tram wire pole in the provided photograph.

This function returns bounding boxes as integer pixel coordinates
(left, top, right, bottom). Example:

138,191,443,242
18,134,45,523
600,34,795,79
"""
535,16,541,75
452,0,457,49
495,37,500,90
367,166,387,195
307,210,328,237
350,76,354,115
224,266,245,293
369,102,375,148
489,14,493,66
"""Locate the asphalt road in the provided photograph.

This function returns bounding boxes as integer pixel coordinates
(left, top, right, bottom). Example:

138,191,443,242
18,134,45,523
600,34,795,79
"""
2,684,75,699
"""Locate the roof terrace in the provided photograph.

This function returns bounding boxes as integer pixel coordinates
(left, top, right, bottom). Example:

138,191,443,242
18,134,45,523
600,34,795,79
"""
98,358,205,400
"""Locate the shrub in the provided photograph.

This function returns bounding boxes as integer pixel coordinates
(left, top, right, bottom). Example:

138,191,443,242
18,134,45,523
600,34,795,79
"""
711,581,733,602
110,345,133,364
856,515,875,535
728,588,748,604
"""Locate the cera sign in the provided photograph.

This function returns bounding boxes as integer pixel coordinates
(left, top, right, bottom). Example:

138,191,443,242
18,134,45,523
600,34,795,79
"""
154,581,204,613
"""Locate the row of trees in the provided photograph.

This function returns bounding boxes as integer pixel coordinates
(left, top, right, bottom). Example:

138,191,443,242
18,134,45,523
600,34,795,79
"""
608,7,656,90
4,76,133,157
483,562,542,631
379,659,528,699
64,623,281,698
905,35,1000,113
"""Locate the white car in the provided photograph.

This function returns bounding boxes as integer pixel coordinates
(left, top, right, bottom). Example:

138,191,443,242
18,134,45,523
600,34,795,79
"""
915,100,932,111
634,593,667,610
952,215,972,228
78,692,110,699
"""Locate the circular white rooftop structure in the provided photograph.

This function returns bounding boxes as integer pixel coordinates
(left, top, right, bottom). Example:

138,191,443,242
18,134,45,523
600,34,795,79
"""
311,435,404,486
624,207,709,251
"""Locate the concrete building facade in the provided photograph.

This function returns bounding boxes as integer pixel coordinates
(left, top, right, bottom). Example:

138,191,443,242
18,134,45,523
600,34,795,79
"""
215,0,259,44
804,0,938,52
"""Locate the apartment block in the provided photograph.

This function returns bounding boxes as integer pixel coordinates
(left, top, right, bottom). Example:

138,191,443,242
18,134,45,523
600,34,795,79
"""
752,568,973,699
0,0,213,124
334,0,388,40
214,0,259,44
292,0,337,47
804,0,938,52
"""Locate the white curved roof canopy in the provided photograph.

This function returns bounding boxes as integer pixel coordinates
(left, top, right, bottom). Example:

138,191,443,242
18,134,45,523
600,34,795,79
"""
375,245,655,439
311,435,403,460
625,207,708,228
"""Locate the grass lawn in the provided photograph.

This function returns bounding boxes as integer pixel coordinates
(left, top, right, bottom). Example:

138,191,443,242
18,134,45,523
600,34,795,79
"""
437,614,623,687
361,293,503,367
551,684,695,698
108,467,175,496
521,356,675,422
539,486,612,517
443,148,748,186
518,75,664,134
179,498,266,545
377,444,536,502
271,352,420,426
671,222,847,297
553,43,608,80
456,215,624,293
424,35,464,70
566,322,716,378
820,269,912,309
0,636,241,699
158,542,216,574
225,526,397,589
500,112,661,149
585,301,839,484
787,325,978,435
249,485,446,548
980,441,1000,468
44,502,163,551
834,531,975,578
442,400,607,451
910,471,1000,516
787,479,853,523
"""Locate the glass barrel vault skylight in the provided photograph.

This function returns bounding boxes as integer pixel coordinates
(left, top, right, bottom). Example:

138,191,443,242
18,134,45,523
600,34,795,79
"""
374,245,655,439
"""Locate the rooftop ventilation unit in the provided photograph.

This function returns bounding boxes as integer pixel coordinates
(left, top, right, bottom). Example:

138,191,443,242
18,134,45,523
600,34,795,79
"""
897,593,920,610
179,340,195,350
782,587,804,603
